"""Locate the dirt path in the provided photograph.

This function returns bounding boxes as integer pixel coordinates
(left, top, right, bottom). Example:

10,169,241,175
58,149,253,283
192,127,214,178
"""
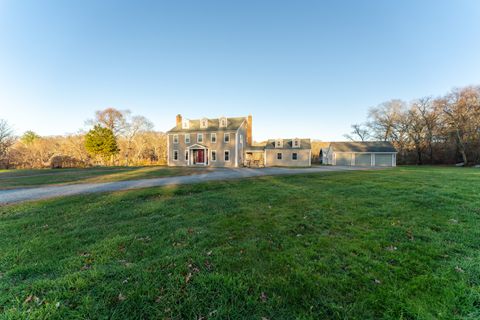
0,166,375,205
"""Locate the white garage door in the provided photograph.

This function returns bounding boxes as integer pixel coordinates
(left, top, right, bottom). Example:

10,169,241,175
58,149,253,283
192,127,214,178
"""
336,153,353,166
375,154,393,167
355,154,371,166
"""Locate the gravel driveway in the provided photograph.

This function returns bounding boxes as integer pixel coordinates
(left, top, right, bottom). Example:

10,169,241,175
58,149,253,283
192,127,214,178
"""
0,166,374,205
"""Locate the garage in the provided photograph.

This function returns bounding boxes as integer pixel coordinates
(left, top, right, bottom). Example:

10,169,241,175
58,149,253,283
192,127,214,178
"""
335,153,352,166
321,141,397,167
355,153,372,166
374,154,394,167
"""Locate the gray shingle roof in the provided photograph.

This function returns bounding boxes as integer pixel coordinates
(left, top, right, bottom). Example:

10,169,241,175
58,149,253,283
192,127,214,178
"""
330,141,396,152
264,139,311,150
167,117,246,133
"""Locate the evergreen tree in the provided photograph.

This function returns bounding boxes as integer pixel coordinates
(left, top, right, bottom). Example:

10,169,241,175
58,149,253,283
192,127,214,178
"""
85,125,119,163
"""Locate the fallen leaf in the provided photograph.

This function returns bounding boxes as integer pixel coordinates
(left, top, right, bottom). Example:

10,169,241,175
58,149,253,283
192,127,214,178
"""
260,292,268,302
455,266,464,273
374,279,381,284
118,293,126,301
185,272,193,284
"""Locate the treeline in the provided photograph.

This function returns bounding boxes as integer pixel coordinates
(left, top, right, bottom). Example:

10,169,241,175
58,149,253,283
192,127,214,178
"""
345,85,480,165
0,108,167,169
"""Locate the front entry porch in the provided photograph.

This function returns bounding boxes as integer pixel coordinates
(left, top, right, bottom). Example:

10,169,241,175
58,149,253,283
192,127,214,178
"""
187,144,209,166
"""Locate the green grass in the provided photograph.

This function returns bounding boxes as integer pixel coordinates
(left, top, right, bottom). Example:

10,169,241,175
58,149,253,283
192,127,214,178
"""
0,167,479,319
0,166,210,189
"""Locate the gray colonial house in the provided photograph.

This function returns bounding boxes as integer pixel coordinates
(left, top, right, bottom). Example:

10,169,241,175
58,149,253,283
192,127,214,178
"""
167,115,311,167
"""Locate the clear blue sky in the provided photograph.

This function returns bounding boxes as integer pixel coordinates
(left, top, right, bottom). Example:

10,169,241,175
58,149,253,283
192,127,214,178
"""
1,0,479,141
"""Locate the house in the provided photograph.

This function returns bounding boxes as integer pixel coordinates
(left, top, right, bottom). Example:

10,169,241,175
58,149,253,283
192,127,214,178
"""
264,139,311,167
166,115,312,167
167,115,251,167
321,141,397,167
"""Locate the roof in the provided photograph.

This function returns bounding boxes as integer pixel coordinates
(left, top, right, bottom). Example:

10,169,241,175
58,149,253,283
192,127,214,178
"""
264,139,311,150
167,117,246,133
245,145,266,152
329,141,397,153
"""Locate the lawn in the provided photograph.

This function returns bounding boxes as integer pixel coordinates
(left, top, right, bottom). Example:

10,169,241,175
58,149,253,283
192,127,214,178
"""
0,167,479,319
0,166,210,190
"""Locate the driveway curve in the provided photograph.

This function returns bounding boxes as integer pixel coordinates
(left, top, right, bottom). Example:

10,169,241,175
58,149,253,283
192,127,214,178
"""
0,166,374,205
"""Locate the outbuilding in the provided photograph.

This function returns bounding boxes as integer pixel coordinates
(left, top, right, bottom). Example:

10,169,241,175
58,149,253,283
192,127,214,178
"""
321,141,397,167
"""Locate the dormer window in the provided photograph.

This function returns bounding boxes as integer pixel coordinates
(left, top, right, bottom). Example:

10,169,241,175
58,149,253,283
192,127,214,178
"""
275,139,283,148
219,117,228,128
200,118,208,129
182,119,190,129
293,139,300,148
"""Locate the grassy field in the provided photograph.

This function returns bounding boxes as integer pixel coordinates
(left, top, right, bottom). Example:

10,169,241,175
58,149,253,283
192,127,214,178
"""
0,167,479,319
0,166,210,189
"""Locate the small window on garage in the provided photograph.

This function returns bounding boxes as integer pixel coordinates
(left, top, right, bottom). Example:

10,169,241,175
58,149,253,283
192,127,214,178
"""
292,153,298,160
277,152,282,160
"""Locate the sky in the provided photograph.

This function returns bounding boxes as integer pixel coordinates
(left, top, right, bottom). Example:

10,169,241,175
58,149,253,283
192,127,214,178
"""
0,0,479,141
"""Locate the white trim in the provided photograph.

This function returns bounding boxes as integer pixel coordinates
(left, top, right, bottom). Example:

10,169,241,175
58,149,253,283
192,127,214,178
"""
197,133,204,143
211,150,217,162
235,132,238,167
292,152,298,160
173,134,179,144
308,150,312,166
219,117,228,128
167,134,170,166
224,133,230,143
211,132,217,143
264,150,267,167
277,152,283,160
185,133,190,144
224,150,230,162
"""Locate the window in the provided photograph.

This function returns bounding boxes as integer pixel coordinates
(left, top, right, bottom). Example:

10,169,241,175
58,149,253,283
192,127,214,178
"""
275,139,283,148
211,150,217,161
224,150,230,162
211,133,217,143
219,117,228,128
239,134,243,144
182,120,190,129
224,133,230,143
293,139,300,148
173,150,179,161
200,118,208,128
197,133,203,143
173,134,179,144
277,152,282,160
185,151,189,161
185,134,190,144
292,153,298,160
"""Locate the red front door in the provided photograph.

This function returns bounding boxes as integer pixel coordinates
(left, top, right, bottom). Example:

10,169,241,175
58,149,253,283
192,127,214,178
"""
195,149,204,164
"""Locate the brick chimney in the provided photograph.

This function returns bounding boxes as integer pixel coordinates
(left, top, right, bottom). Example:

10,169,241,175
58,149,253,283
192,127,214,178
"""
176,114,182,127
246,114,252,145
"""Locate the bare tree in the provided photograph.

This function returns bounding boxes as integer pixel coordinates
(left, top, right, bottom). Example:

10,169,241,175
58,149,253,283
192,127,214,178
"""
87,108,129,136
344,123,371,141
0,119,15,166
123,115,154,165
439,86,480,165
